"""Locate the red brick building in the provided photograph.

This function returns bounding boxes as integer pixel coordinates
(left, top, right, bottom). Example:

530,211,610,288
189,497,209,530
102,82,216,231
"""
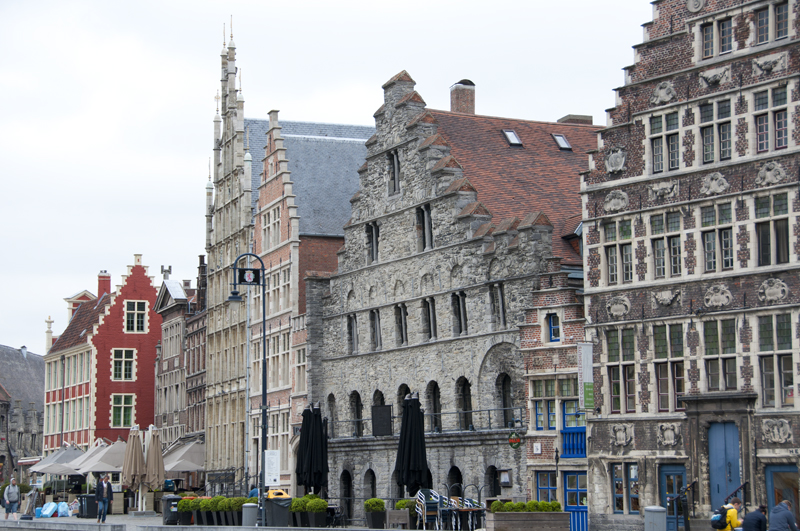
43,255,162,453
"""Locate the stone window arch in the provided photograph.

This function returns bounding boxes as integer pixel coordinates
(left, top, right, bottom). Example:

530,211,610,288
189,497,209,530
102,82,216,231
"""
340,470,353,521
496,373,514,427
455,377,473,430
373,390,385,407
397,384,411,407
327,394,337,438
349,391,363,437
425,381,442,432
364,468,377,499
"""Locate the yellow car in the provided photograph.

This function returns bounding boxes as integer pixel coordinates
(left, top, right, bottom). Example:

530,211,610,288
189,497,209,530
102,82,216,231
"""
267,489,290,499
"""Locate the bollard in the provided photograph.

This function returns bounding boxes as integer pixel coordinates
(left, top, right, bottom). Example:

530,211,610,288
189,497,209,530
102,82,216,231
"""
242,502,258,527
645,506,667,531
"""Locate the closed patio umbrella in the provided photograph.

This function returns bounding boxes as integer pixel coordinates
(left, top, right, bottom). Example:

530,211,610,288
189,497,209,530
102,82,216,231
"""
143,429,164,491
122,431,145,492
296,403,328,495
394,393,428,496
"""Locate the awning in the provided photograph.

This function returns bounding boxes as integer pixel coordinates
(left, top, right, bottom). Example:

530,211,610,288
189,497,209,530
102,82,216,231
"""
17,457,41,466
30,446,85,474
77,440,127,474
163,441,205,472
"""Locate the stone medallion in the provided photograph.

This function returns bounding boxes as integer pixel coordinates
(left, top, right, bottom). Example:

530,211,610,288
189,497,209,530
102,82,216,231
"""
604,190,629,212
756,162,787,186
758,278,789,303
704,284,732,308
649,181,679,201
653,290,680,306
605,147,627,174
657,423,682,446
699,66,729,87
612,424,633,447
762,419,793,444
700,172,730,195
650,81,677,106
606,296,631,318
686,0,705,13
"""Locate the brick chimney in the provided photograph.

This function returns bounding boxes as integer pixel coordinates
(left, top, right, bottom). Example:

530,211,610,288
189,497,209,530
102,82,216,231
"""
450,79,475,114
98,270,111,297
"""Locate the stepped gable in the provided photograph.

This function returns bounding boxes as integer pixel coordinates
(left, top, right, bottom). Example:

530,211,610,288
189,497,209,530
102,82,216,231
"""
49,293,110,354
429,110,596,264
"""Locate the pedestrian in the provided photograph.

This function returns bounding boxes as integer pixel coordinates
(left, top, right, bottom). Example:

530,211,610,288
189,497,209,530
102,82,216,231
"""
769,500,799,531
743,505,768,531
3,477,20,521
95,474,113,524
248,484,258,498
722,497,744,531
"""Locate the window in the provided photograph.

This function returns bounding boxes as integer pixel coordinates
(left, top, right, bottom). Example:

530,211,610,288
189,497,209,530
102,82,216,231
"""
702,19,732,57
701,203,734,272
756,88,789,153
651,213,682,278
267,206,281,248
704,319,737,391
656,361,685,412
369,309,382,351
366,222,379,264
489,283,507,330
654,324,684,359
760,314,793,407
548,314,561,342
563,400,586,428
394,303,408,346
111,395,134,428
757,8,770,44
719,19,733,53
756,193,790,266
552,134,572,150
503,129,522,145
605,220,632,284
776,3,789,39
532,380,556,430
421,298,437,341
651,113,679,173
699,100,732,163
613,464,640,514
702,24,714,58
387,150,400,194
452,292,468,336
416,204,434,252
608,328,636,414
537,472,557,502
125,301,147,332
295,348,306,393
112,349,135,381
346,314,358,354
756,4,789,43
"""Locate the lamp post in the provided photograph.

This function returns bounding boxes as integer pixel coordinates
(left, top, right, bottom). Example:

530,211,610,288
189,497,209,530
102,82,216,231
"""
228,253,268,516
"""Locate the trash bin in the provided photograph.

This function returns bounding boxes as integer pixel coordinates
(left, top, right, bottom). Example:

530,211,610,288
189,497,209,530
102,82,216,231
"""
78,494,97,519
265,498,292,527
162,495,182,525
242,503,258,527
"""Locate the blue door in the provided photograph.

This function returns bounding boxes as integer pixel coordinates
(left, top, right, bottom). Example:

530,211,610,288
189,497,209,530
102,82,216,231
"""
660,465,686,531
766,465,799,522
564,472,588,531
709,423,740,509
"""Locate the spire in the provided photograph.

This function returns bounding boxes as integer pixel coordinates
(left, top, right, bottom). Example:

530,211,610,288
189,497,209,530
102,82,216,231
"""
221,23,227,54
228,15,235,48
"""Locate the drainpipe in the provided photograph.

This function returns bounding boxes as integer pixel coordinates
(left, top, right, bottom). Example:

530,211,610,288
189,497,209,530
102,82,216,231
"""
59,355,66,446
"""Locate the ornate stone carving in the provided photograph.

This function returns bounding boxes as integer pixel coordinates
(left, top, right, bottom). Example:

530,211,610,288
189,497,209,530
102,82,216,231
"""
752,53,787,76
700,172,730,195
606,296,631,318
686,0,705,13
704,284,732,308
657,423,682,446
650,81,677,106
648,181,679,201
605,147,627,174
756,162,787,186
653,290,680,306
762,419,793,444
604,190,629,212
612,424,633,447
699,66,729,87
758,278,789,303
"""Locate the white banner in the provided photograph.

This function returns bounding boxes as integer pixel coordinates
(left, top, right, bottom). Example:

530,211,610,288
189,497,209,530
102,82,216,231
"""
577,342,594,410
264,450,280,486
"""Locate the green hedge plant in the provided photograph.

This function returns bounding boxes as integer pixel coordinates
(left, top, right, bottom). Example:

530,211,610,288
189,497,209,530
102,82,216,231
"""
364,498,385,513
490,500,505,513
230,497,247,512
199,499,213,511
290,497,308,512
246,497,258,505
307,499,328,513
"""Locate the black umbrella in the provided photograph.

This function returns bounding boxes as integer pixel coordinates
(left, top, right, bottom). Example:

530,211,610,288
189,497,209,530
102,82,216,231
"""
295,403,328,494
394,393,428,496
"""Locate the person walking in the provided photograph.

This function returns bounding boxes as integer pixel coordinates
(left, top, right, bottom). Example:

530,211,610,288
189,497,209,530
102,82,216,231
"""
3,478,20,521
743,505,768,531
95,474,113,524
769,500,799,531
722,497,744,531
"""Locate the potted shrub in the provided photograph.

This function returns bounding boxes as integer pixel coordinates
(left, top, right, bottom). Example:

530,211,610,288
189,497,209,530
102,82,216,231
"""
177,497,195,526
229,497,247,526
306,498,328,527
198,497,214,526
486,499,567,531
364,498,386,529
291,496,309,527
211,496,227,525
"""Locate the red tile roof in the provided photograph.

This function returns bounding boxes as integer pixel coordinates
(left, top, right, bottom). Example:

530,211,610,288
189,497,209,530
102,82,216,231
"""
428,110,596,264
49,293,111,354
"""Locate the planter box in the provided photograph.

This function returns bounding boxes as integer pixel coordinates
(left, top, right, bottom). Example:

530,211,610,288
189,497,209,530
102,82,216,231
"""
179,511,193,525
308,511,327,527
486,512,570,531
387,509,413,528
366,511,387,529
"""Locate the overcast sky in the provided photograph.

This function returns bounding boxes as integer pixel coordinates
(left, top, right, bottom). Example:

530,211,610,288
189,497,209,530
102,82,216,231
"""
0,0,653,354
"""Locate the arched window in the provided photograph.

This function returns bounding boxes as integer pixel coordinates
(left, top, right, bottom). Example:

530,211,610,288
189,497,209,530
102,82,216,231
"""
364,469,377,500
447,466,463,497
456,377,473,430
496,373,514,427
426,381,442,432
373,390,385,407
397,384,411,406
340,470,353,521
350,391,363,437
327,394,337,438
485,466,501,497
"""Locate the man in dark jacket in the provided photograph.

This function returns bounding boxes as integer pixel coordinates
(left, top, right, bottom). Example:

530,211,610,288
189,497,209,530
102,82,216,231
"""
769,500,799,531
94,475,113,524
743,505,768,531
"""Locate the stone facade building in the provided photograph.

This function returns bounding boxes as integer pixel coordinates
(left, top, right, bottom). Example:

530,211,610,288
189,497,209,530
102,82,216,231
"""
0,345,44,484
305,71,596,520
581,1,800,529
186,257,208,438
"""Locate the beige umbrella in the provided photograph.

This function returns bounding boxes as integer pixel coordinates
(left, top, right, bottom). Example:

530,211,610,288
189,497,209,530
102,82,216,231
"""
143,430,165,491
121,431,145,492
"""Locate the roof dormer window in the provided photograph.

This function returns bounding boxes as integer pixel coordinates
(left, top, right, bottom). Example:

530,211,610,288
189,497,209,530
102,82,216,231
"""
502,130,522,146
552,134,572,150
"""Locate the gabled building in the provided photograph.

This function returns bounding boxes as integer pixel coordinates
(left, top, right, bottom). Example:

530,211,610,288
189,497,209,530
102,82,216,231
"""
305,72,596,519
581,1,800,529
44,255,161,453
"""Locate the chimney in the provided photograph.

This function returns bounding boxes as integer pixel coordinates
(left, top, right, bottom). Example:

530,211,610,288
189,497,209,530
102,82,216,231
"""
45,316,54,352
183,280,191,289
197,255,207,312
450,79,475,114
98,270,111,297
20,346,27,359
557,114,593,125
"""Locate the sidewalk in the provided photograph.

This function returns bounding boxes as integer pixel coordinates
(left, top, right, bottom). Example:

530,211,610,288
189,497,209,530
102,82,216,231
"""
0,513,163,531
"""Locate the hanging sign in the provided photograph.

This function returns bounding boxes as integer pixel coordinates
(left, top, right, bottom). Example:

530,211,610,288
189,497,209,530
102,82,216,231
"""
578,342,594,410
264,450,280,486
508,432,521,449
238,268,261,285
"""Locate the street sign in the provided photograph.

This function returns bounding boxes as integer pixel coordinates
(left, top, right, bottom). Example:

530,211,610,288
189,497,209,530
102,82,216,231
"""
508,432,521,449
238,268,261,286
578,342,594,410
264,450,280,486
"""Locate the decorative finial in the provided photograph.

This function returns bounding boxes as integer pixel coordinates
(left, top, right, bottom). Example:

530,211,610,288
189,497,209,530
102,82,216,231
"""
208,158,211,179
246,126,250,151
223,23,226,47
215,90,220,112
230,15,233,39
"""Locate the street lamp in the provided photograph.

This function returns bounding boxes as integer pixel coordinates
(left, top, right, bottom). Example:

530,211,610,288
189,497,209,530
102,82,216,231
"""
227,253,268,518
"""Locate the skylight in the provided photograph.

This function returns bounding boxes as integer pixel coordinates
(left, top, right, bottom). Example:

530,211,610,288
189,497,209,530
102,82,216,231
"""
503,130,522,146
552,134,572,150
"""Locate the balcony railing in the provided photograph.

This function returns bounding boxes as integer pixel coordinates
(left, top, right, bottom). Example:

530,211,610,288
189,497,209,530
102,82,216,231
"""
560,429,586,458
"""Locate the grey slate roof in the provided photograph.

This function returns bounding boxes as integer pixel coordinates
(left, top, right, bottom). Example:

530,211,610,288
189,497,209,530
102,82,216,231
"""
162,280,188,302
244,118,374,237
0,345,45,412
